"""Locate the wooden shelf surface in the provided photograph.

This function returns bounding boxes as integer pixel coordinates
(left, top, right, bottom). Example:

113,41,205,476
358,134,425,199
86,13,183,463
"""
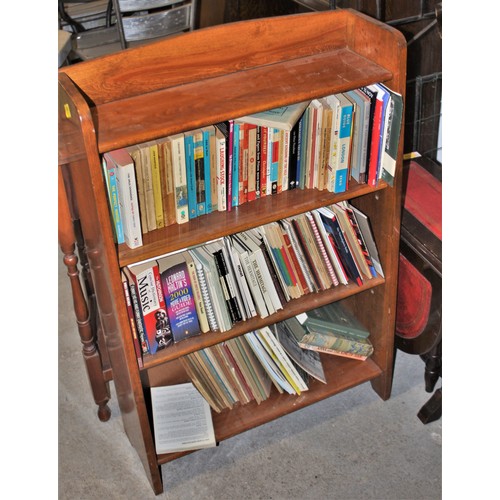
118,180,388,267
141,275,384,370
92,47,391,154
157,354,382,465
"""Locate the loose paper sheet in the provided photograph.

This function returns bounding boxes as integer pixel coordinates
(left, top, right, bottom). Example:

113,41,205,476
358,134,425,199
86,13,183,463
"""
151,382,216,454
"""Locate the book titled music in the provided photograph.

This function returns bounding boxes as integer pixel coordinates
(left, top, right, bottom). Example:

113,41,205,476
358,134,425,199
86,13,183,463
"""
127,261,173,353
159,254,201,343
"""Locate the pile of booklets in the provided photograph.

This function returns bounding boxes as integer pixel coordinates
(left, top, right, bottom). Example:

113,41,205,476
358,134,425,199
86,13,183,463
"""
102,83,402,249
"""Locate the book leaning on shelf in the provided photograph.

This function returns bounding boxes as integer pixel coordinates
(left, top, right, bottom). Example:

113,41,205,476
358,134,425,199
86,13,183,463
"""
293,301,374,361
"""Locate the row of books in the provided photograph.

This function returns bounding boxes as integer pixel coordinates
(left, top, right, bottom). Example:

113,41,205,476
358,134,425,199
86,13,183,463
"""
103,83,403,249
121,201,382,366
179,299,373,414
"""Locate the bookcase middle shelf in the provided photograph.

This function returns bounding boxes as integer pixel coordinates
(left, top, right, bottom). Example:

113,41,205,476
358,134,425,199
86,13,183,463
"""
118,179,388,267
140,275,384,370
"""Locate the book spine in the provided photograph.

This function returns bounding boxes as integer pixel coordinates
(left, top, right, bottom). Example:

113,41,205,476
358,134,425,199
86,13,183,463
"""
231,122,240,207
367,90,385,187
202,128,212,214
260,126,269,197
270,128,279,195
169,135,188,224
158,140,176,227
193,131,206,216
161,262,201,343
227,120,234,211
140,144,156,231
288,120,299,190
194,261,219,332
115,161,143,249
121,274,144,367
184,133,198,219
212,248,243,324
306,212,339,287
247,124,257,202
185,254,210,333
125,272,149,354
254,126,261,199
215,129,227,212
334,98,353,193
322,211,363,287
280,129,290,193
103,158,125,244
149,142,164,228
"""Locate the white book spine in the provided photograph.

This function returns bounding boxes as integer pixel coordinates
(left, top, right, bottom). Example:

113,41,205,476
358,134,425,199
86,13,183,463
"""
115,163,143,249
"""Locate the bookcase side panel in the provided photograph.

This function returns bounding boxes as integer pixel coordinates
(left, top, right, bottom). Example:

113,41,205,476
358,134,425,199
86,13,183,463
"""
59,75,164,495
346,11,407,399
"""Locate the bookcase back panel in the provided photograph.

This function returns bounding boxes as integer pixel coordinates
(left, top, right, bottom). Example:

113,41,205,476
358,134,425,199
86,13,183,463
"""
60,10,352,105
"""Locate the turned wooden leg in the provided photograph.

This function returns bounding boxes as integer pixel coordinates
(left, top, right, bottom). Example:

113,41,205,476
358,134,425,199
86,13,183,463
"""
59,167,111,422
423,338,441,393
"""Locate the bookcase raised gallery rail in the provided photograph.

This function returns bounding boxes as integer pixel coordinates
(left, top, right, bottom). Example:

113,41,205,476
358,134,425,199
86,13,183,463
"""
58,9,406,495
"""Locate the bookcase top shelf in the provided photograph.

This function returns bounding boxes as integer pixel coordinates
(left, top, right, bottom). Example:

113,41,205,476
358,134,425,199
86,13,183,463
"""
59,8,405,165
91,47,391,153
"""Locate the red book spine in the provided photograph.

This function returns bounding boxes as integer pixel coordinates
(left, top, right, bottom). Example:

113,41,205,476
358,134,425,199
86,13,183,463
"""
368,96,384,187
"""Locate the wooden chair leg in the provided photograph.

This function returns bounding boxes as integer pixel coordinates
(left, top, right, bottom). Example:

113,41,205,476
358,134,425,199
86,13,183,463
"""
59,166,111,422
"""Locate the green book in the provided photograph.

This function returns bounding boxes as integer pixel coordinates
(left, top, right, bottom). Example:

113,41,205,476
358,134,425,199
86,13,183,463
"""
295,301,370,340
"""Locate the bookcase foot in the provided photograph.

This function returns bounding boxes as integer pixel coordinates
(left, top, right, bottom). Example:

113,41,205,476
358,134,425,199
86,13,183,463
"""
98,402,112,422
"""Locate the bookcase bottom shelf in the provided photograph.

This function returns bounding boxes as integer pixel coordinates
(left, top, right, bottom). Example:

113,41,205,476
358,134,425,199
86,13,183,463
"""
157,355,382,465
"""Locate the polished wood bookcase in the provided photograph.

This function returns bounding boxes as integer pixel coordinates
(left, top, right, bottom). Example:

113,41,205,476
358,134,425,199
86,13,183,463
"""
58,9,406,495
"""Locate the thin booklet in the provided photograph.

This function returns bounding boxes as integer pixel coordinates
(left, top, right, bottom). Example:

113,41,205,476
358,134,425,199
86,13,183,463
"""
151,382,216,454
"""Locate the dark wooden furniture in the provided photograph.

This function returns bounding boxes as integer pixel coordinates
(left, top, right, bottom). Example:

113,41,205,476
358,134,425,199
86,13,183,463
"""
395,156,442,423
58,9,406,495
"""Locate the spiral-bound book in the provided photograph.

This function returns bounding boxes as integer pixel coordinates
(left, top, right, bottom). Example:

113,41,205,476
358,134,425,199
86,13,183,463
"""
190,252,219,333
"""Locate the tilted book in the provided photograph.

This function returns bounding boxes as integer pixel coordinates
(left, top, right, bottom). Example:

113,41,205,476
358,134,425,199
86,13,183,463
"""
235,100,310,131
296,301,370,340
159,254,201,343
127,261,173,353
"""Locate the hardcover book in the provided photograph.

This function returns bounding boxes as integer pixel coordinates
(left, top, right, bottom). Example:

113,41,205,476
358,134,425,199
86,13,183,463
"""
159,254,201,343
295,301,370,340
379,84,404,186
107,148,143,249
168,133,189,224
295,303,373,360
235,100,310,131
157,137,177,227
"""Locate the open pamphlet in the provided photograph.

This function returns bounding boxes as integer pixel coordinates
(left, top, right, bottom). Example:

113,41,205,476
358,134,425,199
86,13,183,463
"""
151,382,216,454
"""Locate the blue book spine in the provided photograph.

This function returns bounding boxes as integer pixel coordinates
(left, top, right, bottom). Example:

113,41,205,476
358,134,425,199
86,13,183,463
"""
105,162,125,244
202,129,212,214
232,122,240,207
334,103,353,193
184,133,197,219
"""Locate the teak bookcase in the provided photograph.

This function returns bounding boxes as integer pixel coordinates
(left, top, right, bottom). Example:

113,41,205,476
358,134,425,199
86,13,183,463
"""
58,9,406,495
